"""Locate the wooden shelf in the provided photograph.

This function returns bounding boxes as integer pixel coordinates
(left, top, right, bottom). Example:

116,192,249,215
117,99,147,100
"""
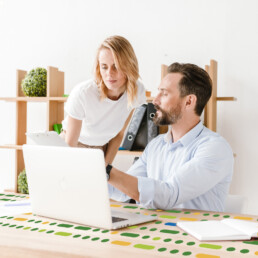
0,97,67,102
117,150,143,156
216,97,236,101
1,66,65,192
0,144,23,150
147,96,154,102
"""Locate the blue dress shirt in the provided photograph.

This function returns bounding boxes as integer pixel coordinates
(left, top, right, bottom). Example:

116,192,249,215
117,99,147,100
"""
109,121,234,212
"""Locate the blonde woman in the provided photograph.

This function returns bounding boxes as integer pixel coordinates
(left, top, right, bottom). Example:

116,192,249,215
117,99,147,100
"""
61,35,146,164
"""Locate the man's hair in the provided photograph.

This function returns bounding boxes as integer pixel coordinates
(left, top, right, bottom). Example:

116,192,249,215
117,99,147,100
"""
94,35,139,106
168,63,212,116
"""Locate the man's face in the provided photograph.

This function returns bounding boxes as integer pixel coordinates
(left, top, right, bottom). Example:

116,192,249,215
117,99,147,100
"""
153,73,184,125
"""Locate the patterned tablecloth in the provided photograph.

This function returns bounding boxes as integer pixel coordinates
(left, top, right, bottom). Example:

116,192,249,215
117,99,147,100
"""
0,192,258,257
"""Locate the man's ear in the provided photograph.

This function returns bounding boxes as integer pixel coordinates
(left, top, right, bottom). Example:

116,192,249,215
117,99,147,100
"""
185,94,197,110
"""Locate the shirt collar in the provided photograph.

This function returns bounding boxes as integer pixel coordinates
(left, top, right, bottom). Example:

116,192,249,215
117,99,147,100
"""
164,121,204,146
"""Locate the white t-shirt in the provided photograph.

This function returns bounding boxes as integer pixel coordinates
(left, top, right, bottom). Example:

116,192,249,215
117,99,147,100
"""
62,79,146,146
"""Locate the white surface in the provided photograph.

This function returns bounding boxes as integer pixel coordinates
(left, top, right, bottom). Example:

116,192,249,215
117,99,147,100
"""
177,219,258,241
0,0,258,214
26,131,69,147
0,200,32,216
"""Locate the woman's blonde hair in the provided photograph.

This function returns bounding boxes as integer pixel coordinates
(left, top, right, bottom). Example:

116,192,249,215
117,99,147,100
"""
94,35,139,106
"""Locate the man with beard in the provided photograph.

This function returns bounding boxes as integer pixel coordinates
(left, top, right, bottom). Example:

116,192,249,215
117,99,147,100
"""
106,62,234,212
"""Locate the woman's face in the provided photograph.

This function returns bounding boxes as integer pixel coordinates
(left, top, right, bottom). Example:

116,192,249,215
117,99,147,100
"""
99,48,127,97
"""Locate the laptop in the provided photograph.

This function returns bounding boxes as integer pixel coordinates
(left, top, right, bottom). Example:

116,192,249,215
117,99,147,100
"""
26,131,69,147
22,145,155,229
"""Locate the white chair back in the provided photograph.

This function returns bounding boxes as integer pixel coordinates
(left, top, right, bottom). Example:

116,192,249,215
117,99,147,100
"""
224,194,246,214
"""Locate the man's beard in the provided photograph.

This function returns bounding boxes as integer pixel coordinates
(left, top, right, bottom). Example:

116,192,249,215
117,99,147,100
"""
153,103,182,125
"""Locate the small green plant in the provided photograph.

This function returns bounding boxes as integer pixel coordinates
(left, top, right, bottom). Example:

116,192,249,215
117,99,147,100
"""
21,67,47,96
18,169,29,194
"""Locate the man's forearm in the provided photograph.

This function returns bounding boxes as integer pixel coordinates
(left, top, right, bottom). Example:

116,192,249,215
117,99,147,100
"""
108,167,140,202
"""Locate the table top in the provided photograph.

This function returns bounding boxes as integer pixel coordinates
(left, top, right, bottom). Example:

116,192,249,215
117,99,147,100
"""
0,192,258,257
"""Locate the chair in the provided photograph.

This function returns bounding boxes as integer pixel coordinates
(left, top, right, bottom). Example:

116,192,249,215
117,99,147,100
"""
224,194,247,214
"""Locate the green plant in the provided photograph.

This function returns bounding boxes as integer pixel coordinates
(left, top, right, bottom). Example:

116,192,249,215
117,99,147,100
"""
18,169,29,194
21,67,47,96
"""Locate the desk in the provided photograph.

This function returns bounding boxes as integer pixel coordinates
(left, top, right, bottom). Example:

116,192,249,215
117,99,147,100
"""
0,193,258,258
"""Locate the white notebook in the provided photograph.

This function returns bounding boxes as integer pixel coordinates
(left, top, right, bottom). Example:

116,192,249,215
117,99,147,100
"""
177,219,258,241
26,131,69,147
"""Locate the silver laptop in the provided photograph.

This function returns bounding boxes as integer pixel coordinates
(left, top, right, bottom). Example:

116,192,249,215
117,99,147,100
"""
22,145,155,229
26,131,69,147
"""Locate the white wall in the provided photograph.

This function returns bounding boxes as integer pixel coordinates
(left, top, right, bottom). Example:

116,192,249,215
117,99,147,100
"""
0,0,257,214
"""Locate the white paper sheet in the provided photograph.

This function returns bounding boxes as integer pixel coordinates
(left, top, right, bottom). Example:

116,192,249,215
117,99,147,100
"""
0,200,32,216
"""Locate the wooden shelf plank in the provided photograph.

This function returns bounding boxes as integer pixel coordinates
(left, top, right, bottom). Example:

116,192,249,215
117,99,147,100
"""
147,96,154,102
216,97,236,101
0,144,23,150
0,97,68,102
0,96,152,103
117,150,143,156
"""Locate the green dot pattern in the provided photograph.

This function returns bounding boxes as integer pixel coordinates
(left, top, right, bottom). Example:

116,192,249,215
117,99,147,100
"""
199,243,222,250
166,210,181,213
240,249,249,253
134,244,155,250
57,223,73,228
91,237,100,241
74,226,91,231
160,229,179,234
187,242,195,246
159,215,177,219
1,195,258,256
182,251,192,256
55,232,72,236
243,240,258,245
121,233,139,238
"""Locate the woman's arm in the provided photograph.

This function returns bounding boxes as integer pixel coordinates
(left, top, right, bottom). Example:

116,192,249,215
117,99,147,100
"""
64,116,82,147
105,109,134,165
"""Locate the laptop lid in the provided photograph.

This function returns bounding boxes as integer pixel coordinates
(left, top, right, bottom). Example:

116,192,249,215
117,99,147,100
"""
23,145,113,229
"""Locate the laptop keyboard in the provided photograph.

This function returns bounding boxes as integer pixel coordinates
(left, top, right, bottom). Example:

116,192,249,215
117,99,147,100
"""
112,216,128,223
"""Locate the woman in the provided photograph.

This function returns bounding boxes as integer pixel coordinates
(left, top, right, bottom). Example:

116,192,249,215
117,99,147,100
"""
61,35,146,164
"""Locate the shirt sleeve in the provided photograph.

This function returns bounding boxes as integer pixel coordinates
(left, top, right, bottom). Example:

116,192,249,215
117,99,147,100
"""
64,84,86,120
137,138,234,210
108,150,148,202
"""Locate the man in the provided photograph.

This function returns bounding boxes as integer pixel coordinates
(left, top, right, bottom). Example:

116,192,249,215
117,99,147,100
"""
106,62,234,212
